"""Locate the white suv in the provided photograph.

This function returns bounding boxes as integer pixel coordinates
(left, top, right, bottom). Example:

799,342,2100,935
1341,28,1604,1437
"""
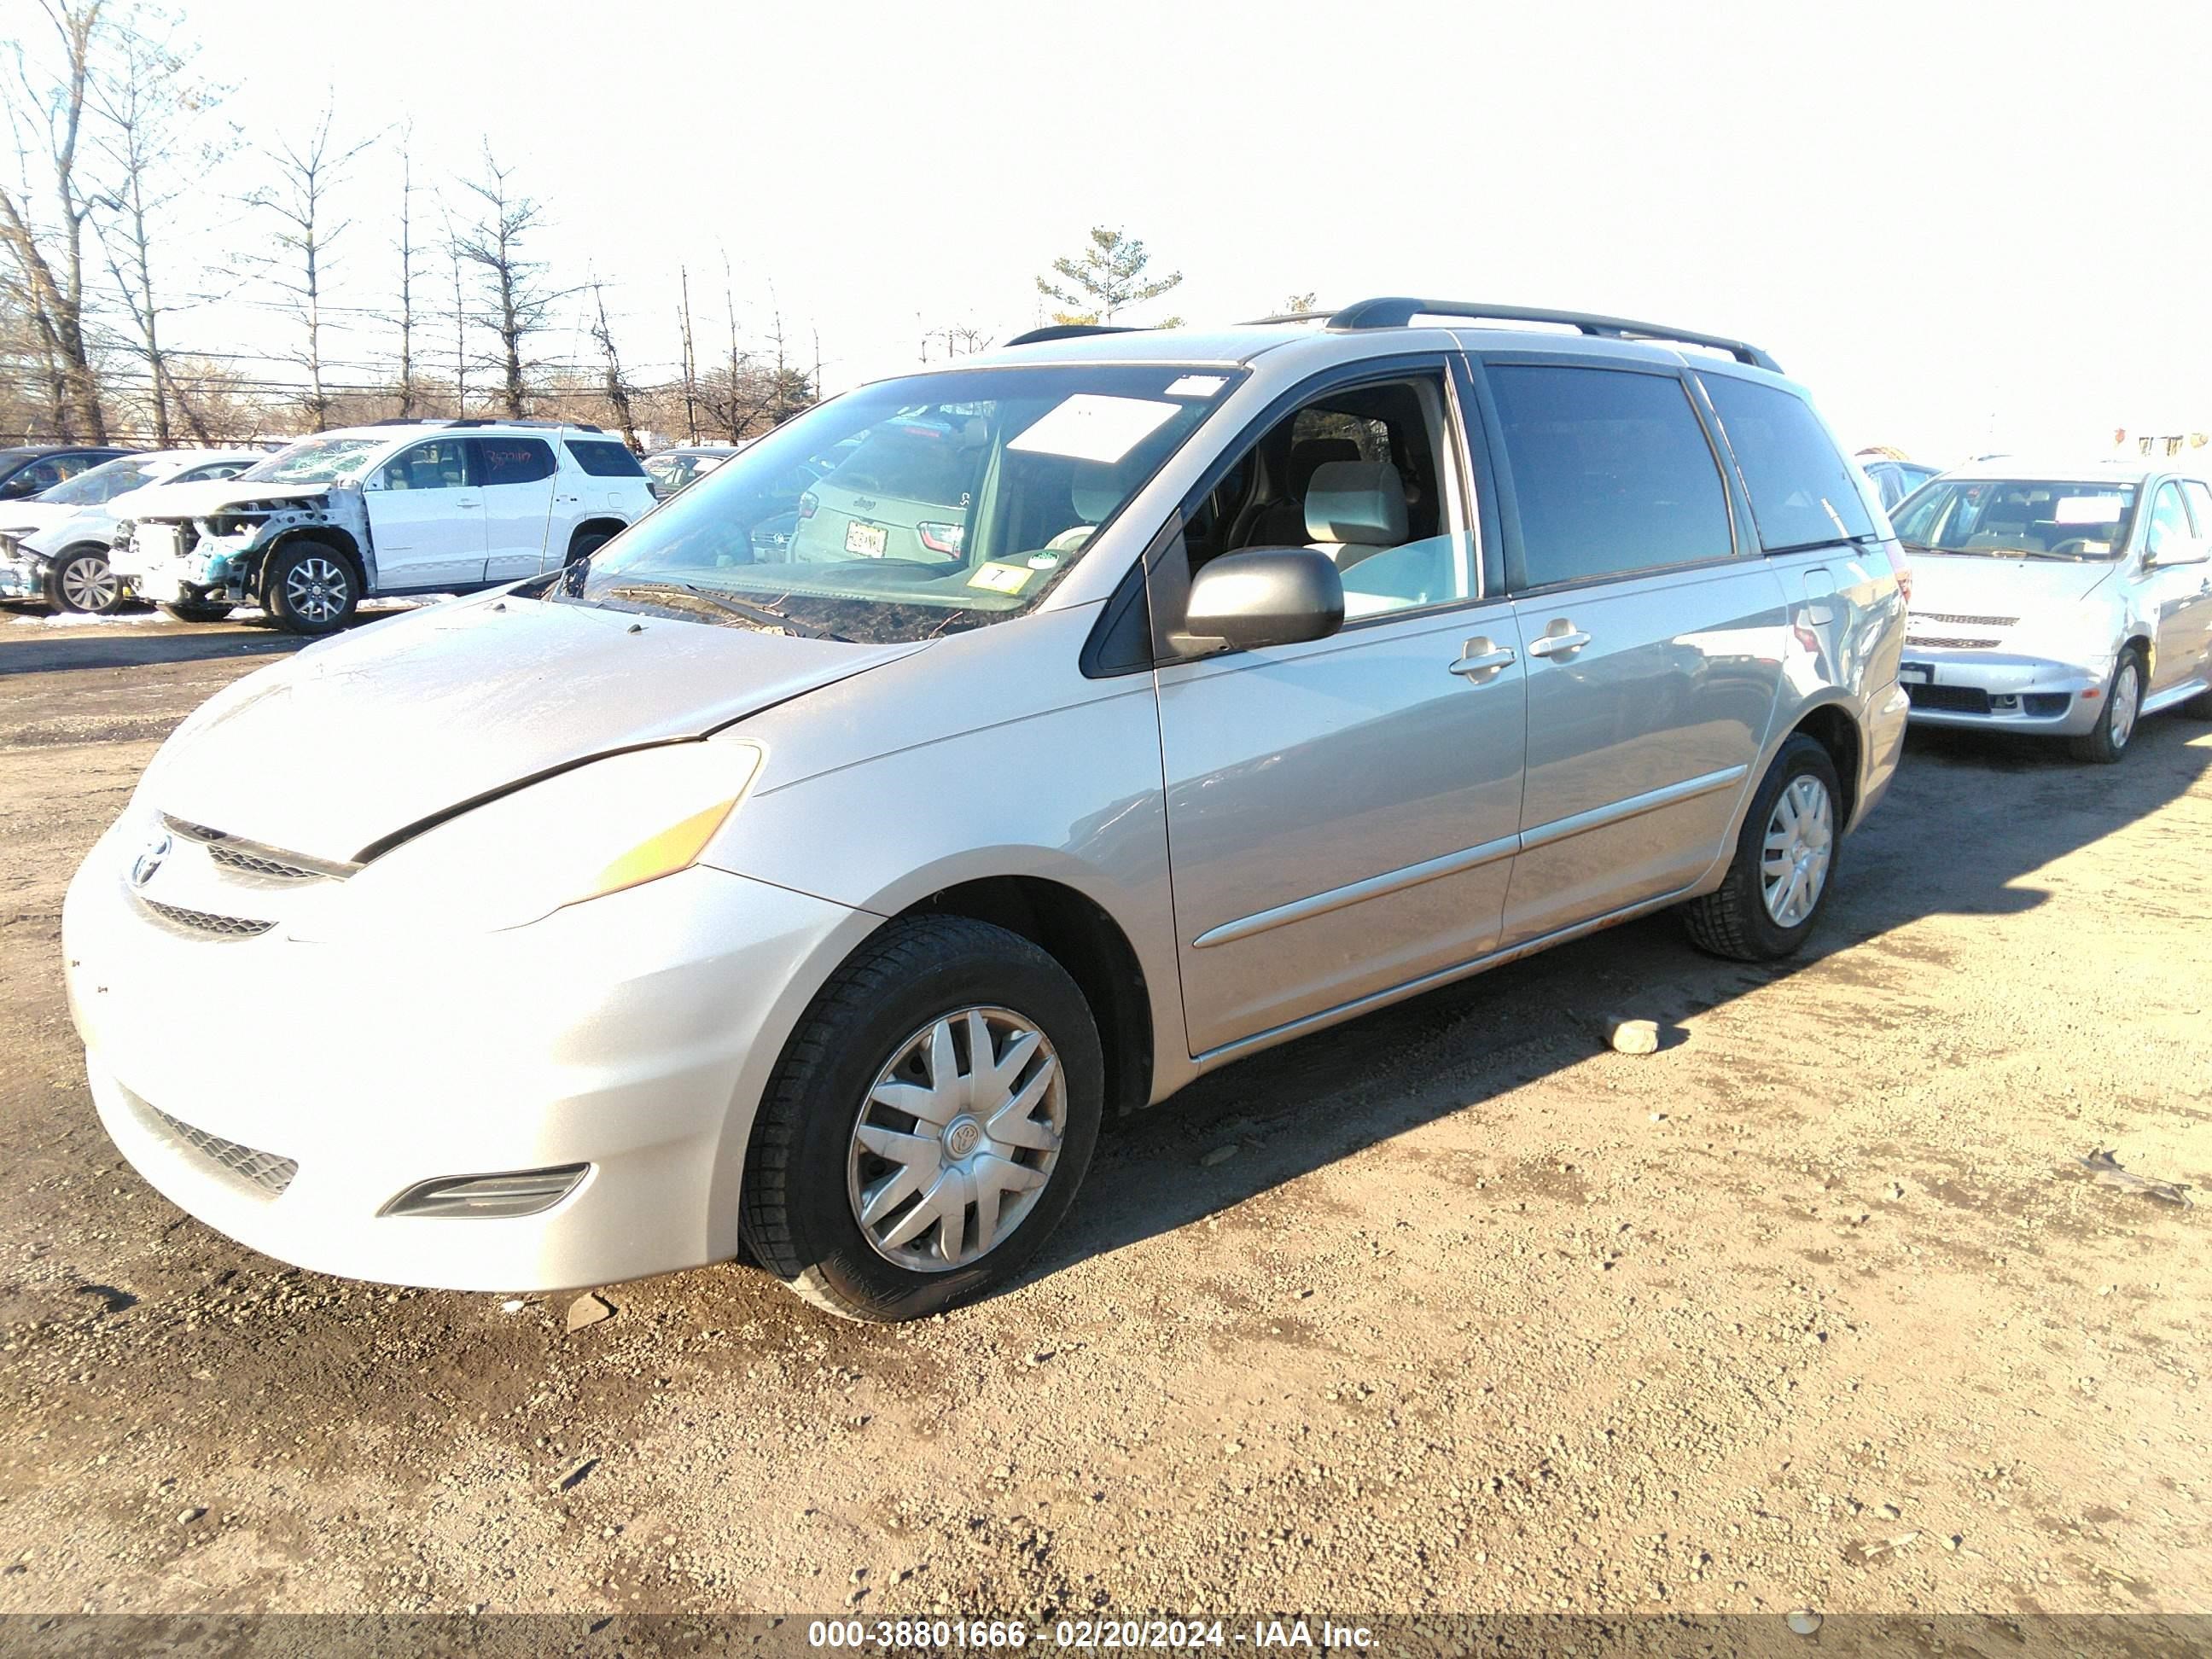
109,421,658,634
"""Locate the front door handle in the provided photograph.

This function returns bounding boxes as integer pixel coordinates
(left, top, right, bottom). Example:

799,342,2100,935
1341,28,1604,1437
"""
1448,639,1516,678
1526,628,1592,659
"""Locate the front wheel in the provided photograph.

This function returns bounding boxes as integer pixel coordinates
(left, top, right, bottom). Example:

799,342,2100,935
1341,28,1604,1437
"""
742,915,1104,1323
1680,733,1842,962
263,540,359,636
45,544,125,614
2069,649,2144,764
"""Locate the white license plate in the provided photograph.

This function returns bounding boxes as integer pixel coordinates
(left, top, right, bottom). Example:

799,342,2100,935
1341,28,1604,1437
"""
1899,662,1932,685
844,521,888,558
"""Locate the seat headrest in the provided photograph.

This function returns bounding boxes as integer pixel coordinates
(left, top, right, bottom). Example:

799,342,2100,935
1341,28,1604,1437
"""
1306,459,1408,546
1289,437,1361,496
1069,458,1130,523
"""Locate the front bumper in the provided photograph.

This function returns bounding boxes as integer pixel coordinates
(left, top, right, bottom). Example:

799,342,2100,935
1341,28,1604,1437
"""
0,542,45,599
1898,646,2110,736
65,817,876,1291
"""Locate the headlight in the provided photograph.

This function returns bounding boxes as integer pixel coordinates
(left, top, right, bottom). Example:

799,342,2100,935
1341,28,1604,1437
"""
289,739,765,940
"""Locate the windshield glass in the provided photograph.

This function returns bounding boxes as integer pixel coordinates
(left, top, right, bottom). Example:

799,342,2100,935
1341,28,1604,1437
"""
575,364,1236,642
1892,478,2136,560
237,436,387,486
38,456,164,505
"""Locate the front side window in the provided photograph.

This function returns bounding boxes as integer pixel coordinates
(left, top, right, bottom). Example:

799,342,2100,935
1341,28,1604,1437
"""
1892,480,2135,560
474,437,556,486
241,437,387,486
575,364,1231,643
379,439,471,492
1180,372,1473,620
34,456,160,504
1698,373,1876,551
2180,480,2212,536
1489,364,1733,588
2145,481,2192,557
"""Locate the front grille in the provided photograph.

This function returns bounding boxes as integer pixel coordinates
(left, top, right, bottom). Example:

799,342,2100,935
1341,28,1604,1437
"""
1915,611,2017,628
152,1106,297,1196
141,899,275,938
1906,633,2002,650
1906,683,1992,714
205,843,322,882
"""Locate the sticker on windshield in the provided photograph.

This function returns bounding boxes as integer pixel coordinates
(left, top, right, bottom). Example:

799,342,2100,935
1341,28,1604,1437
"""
2053,496,2122,524
1007,394,1181,464
1165,375,1229,398
967,561,1034,594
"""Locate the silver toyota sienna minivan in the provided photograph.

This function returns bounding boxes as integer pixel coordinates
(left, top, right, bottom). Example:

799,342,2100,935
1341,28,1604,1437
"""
65,300,1910,1322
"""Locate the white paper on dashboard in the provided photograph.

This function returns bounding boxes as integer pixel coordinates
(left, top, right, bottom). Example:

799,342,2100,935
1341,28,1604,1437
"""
1008,395,1181,464
1165,375,1229,398
2053,496,2122,524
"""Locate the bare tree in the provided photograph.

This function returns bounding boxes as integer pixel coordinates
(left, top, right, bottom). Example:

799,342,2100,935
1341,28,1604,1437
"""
1,0,110,439
244,99,375,428
88,5,230,446
677,263,698,443
390,124,420,417
588,279,637,451
439,197,467,416
452,143,559,418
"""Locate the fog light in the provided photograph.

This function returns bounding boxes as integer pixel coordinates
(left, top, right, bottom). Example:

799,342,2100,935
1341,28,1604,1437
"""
380,1164,590,1218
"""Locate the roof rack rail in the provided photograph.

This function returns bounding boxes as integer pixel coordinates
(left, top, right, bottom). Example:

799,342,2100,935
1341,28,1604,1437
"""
439,416,604,432
1002,323,1144,347
1324,297,1780,372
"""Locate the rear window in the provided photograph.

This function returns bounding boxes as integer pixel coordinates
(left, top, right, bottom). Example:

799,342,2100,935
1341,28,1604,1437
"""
568,439,646,478
1697,373,1876,551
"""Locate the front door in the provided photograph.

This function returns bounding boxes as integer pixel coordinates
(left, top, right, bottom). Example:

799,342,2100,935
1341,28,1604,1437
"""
364,437,486,589
1155,364,1528,1056
474,435,559,580
1479,358,1784,944
2141,479,2212,694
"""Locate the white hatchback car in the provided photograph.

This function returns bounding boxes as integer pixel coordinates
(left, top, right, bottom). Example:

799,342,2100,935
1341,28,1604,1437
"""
0,449,264,614
1895,461,2212,760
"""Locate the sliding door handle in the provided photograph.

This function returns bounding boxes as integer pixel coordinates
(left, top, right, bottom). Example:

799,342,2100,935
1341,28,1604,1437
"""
1526,629,1592,659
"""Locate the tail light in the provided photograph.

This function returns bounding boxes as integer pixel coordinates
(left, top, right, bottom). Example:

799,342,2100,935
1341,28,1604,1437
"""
917,521,965,556
797,492,818,520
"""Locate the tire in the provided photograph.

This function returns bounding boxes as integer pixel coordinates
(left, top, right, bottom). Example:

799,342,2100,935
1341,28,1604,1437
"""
742,915,1104,1323
44,544,124,615
156,598,236,623
1680,733,1843,962
2068,649,2145,764
262,539,359,636
566,530,613,567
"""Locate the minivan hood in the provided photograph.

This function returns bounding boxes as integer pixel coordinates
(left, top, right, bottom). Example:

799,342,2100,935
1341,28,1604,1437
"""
1908,551,2118,616
121,478,341,520
152,595,925,863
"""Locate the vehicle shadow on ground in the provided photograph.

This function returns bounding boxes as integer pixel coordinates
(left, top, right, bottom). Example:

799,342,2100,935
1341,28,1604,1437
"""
0,607,403,676
1040,717,2212,1287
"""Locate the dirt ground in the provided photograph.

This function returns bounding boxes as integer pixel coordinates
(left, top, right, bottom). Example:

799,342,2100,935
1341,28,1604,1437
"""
0,608,2206,1623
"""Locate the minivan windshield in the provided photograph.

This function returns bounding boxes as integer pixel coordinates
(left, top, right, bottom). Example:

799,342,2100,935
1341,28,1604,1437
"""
1892,478,2136,560
34,455,164,505
573,364,1236,643
237,436,387,486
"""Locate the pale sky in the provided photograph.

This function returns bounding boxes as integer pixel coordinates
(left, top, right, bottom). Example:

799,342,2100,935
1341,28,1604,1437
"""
14,0,2212,461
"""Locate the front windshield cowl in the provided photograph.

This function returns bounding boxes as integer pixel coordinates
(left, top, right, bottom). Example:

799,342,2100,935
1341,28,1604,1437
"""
575,363,1238,647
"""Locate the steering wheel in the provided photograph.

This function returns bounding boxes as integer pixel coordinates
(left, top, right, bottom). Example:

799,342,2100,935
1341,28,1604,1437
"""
2046,538,2097,556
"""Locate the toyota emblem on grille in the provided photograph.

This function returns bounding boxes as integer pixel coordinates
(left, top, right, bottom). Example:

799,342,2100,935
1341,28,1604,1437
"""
131,831,172,889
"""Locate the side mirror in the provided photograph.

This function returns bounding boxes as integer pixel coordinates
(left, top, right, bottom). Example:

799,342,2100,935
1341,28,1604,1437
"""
1171,547,1345,657
2149,534,2210,568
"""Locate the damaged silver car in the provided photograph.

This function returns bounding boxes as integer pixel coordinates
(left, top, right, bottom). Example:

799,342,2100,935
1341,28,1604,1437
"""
108,420,658,634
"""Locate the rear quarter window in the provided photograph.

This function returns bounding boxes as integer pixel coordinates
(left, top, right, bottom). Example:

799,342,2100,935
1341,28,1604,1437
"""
1697,373,1876,550
567,439,647,478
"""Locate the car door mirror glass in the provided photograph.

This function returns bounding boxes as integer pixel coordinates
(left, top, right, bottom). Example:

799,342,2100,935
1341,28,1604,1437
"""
1172,547,1345,657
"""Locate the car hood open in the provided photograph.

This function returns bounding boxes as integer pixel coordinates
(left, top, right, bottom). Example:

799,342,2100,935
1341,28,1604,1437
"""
119,478,341,520
1907,552,2117,616
151,594,926,864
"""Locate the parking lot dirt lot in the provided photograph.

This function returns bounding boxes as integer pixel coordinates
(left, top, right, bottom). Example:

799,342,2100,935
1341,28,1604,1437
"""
0,613,2206,1621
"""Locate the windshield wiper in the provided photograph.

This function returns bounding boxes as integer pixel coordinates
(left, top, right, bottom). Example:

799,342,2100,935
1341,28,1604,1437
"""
600,580,851,643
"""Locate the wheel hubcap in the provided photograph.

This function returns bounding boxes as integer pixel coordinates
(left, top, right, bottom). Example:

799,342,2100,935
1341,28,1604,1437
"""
1761,774,1834,928
285,556,350,625
61,555,116,611
847,1005,1064,1273
2109,661,2139,748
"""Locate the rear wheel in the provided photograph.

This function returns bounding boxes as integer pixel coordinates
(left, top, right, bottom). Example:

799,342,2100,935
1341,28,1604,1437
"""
1680,734,1842,962
2069,649,2144,763
263,540,359,636
742,915,1104,1323
566,529,613,567
45,544,124,615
